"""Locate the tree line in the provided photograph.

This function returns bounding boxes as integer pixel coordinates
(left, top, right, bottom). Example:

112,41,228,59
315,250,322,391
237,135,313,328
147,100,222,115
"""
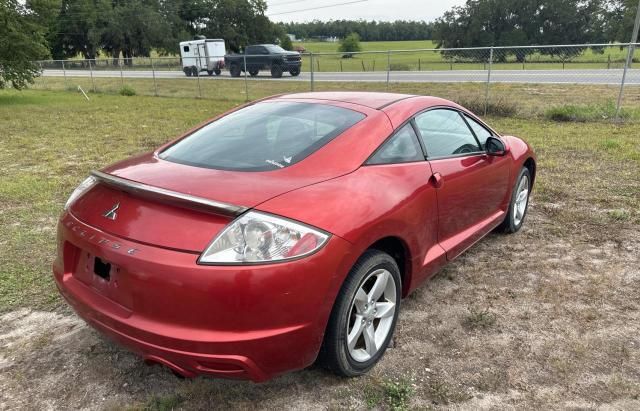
433,0,638,60
279,20,434,42
23,0,283,63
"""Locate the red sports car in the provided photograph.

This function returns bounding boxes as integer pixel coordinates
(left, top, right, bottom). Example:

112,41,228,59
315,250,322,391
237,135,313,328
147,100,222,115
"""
54,92,535,382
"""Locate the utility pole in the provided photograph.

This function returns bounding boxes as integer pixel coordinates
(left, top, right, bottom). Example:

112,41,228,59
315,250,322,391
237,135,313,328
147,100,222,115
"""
615,0,640,120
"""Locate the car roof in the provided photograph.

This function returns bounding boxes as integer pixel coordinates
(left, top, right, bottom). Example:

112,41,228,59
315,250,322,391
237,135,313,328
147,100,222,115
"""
274,92,419,110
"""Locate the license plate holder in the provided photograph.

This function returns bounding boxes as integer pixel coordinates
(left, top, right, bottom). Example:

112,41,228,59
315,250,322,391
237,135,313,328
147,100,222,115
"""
93,257,112,281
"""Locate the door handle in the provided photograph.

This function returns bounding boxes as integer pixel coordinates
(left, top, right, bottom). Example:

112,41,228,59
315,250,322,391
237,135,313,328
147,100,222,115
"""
430,172,444,189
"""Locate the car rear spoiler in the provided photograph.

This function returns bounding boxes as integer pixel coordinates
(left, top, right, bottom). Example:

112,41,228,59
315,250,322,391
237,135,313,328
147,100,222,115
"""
91,170,248,217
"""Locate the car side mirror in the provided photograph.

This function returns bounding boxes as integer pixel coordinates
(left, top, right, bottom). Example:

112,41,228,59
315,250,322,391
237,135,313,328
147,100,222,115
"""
486,136,508,156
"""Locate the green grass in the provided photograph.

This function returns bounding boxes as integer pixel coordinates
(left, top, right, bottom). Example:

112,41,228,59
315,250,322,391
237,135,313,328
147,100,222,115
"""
544,101,640,122
49,41,633,73
28,75,640,120
0,88,638,312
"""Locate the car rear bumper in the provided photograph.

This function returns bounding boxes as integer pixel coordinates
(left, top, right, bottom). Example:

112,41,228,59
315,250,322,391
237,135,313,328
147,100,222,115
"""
53,211,353,381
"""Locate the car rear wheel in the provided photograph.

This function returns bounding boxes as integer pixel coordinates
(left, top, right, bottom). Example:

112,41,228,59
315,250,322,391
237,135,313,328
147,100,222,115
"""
184,68,192,77
249,70,259,77
498,167,531,233
214,68,221,76
207,69,214,76
319,250,401,377
191,66,199,77
230,65,241,77
270,65,283,78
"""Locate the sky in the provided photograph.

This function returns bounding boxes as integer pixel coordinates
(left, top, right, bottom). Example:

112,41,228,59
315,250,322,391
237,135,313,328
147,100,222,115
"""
267,0,465,23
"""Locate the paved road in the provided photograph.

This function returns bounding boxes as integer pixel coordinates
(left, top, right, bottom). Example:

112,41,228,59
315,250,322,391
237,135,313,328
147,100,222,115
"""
42,68,640,85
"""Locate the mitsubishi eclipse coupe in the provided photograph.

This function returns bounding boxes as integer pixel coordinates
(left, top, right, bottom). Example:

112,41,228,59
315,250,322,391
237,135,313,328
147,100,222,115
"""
54,92,535,382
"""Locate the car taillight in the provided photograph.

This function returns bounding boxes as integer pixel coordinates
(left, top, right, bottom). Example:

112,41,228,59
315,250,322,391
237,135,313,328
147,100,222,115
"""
198,211,330,265
63,176,96,210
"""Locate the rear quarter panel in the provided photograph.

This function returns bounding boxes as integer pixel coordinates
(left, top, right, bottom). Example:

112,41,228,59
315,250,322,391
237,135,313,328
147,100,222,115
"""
256,162,444,296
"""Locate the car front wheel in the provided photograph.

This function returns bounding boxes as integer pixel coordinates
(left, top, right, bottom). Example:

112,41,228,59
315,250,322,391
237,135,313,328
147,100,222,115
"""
319,250,401,377
499,167,531,233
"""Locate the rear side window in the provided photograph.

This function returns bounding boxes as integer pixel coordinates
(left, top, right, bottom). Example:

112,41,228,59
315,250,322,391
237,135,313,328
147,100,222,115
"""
160,102,365,171
463,114,492,149
367,124,424,165
183,46,189,52
414,109,481,158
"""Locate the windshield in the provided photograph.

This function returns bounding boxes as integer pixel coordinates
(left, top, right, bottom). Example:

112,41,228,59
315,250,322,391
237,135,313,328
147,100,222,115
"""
265,45,287,53
159,102,365,171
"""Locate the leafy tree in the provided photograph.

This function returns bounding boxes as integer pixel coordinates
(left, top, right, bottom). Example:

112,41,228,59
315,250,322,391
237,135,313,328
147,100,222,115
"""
0,0,51,89
280,34,293,51
339,32,362,53
101,0,172,65
190,0,283,52
605,0,640,42
53,0,111,59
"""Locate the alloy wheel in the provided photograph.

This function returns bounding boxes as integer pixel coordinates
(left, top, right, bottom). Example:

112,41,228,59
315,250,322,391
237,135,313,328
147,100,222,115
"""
346,268,397,362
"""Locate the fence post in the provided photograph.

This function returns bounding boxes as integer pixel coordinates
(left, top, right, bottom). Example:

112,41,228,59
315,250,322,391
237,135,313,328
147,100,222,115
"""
310,53,315,91
419,58,421,71
386,50,391,89
615,44,633,121
151,57,158,97
39,62,46,89
61,60,67,89
120,59,124,88
88,59,95,92
243,54,249,102
484,47,494,116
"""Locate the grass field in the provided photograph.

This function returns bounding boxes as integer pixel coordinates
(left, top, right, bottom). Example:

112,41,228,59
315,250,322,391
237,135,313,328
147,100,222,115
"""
28,75,640,121
0,89,639,409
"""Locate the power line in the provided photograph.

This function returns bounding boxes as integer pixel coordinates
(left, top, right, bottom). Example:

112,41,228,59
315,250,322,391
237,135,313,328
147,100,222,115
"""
267,0,312,7
267,0,369,16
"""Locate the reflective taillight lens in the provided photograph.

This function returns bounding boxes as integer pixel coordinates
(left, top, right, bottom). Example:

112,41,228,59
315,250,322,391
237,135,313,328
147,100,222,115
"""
63,176,96,210
198,211,330,264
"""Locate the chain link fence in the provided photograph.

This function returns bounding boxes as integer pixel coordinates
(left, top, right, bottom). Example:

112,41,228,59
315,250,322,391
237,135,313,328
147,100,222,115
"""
31,43,640,121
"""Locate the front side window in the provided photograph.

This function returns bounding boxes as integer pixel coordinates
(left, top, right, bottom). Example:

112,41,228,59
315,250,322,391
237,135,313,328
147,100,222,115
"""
414,109,481,158
463,114,492,149
160,102,365,171
367,123,424,165
265,45,287,53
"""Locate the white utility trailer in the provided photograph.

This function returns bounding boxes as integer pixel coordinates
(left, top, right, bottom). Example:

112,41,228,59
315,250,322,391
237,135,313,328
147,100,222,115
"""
179,39,226,77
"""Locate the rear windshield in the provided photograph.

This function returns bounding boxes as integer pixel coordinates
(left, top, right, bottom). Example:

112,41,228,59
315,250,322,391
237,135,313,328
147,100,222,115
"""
159,102,365,171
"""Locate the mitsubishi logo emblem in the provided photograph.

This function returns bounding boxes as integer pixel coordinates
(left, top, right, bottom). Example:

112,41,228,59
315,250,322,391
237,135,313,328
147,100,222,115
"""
103,202,120,220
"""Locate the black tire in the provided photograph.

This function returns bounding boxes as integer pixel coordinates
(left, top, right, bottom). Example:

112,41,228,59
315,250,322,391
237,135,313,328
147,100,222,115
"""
249,70,259,77
184,68,192,77
270,65,283,78
497,167,532,233
230,64,241,78
191,66,199,77
318,250,401,377
214,68,221,76
290,68,300,77
207,69,214,76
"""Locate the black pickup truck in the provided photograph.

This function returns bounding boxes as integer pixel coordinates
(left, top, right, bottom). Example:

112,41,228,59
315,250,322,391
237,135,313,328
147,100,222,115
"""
224,44,302,78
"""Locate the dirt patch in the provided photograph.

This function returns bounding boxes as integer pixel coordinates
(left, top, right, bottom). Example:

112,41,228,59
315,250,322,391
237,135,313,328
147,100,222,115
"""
1,206,639,410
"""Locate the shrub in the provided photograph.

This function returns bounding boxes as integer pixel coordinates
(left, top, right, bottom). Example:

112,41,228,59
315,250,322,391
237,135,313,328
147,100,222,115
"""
544,101,626,122
338,32,362,54
457,97,518,117
119,85,136,96
280,34,293,51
